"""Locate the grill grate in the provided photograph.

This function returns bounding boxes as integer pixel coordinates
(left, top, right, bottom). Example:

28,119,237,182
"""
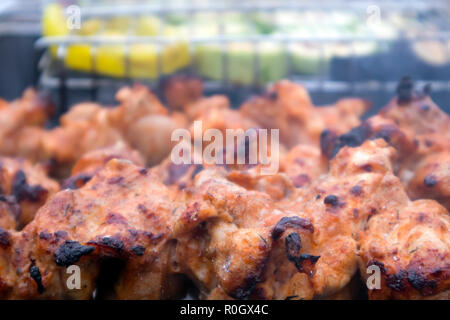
34,0,450,113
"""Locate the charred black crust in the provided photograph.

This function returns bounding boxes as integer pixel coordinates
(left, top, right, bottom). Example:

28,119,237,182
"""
104,212,128,225
370,262,441,295
324,194,339,207
285,232,302,263
377,263,439,295
54,240,95,266
396,76,414,105
107,176,124,185
138,168,148,176
323,125,370,159
12,170,47,202
350,185,363,197
272,216,314,240
61,174,92,190
229,274,260,300
39,231,52,241
29,265,44,294
55,230,68,240
407,271,437,293
319,129,338,159
192,164,204,179
266,90,278,101
424,174,438,187
371,126,396,144
396,78,431,103
322,118,407,160
131,245,145,256
0,227,11,248
386,269,437,294
228,252,270,300
142,232,164,243
386,270,408,291
38,230,67,242
88,236,124,253
293,254,320,275
423,83,432,96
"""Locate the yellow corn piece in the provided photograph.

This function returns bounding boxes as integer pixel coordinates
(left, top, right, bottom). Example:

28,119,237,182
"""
42,4,190,79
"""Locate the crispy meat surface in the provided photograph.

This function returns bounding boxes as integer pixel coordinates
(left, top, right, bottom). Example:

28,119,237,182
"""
321,77,450,211
174,166,292,299
359,199,450,299
408,152,450,211
172,139,449,300
240,80,369,147
281,139,449,300
0,157,59,229
0,159,188,299
0,79,448,301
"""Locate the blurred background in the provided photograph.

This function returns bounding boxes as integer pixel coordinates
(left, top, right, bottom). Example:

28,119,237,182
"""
0,0,449,116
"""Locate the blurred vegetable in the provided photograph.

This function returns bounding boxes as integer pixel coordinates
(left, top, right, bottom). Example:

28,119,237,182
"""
42,4,190,79
42,4,425,84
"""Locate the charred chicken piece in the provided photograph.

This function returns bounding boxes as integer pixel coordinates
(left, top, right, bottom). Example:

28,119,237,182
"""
260,139,397,299
359,198,450,299
0,157,59,229
174,140,395,299
321,77,450,210
240,80,369,148
279,139,449,300
0,159,188,299
173,166,311,299
407,152,450,211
